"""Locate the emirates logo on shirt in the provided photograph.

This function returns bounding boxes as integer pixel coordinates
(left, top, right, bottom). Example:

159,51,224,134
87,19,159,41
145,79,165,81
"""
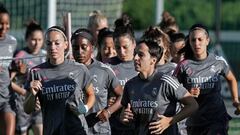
41,79,76,101
130,99,159,114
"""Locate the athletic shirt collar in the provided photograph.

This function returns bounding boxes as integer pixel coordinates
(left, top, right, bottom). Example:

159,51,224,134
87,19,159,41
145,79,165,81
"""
87,58,97,69
138,70,157,82
192,52,211,64
47,59,70,69
120,60,134,68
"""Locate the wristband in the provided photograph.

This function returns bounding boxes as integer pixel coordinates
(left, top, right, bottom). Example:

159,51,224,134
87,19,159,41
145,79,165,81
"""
84,105,89,113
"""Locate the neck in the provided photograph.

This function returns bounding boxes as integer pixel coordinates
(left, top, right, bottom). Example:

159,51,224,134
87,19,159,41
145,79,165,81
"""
84,58,93,66
0,35,6,40
195,52,207,60
139,67,155,80
50,57,64,65
158,57,166,65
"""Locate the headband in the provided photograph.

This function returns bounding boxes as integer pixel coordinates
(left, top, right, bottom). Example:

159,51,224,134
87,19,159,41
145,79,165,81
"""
46,27,67,41
72,30,95,45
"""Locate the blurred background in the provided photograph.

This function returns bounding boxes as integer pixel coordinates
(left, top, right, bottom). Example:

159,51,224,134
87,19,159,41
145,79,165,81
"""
1,0,240,134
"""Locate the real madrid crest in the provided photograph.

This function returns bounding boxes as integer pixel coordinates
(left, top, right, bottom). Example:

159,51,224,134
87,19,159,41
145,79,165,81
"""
152,87,158,97
8,45,13,53
69,72,74,79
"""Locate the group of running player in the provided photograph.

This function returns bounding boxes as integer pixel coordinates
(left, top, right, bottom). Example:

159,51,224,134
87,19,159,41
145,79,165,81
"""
0,3,240,135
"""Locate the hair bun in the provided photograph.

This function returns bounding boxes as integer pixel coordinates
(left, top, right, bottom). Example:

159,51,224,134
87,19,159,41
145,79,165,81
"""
114,13,132,29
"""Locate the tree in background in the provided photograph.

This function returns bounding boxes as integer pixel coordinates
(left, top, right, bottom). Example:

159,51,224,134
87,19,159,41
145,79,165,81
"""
123,0,155,30
123,0,240,30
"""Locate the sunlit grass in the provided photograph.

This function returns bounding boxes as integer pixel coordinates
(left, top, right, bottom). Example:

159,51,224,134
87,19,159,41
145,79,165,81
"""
229,118,240,135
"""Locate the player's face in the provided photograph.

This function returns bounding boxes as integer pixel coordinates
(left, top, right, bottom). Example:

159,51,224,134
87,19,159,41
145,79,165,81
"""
189,29,209,59
72,36,93,65
134,43,155,73
115,35,135,62
46,31,67,63
100,37,116,60
27,30,44,55
0,13,10,39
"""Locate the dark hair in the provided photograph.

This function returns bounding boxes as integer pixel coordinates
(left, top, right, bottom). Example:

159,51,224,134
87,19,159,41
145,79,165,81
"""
169,32,185,43
46,26,67,41
25,20,43,40
138,40,163,64
71,28,95,46
96,27,114,61
0,3,9,14
98,27,113,46
159,11,179,34
178,35,193,59
189,23,209,37
113,13,135,41
141,26,171,62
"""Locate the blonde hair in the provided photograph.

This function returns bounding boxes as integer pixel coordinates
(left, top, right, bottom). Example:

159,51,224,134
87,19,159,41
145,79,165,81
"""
87,10,108,29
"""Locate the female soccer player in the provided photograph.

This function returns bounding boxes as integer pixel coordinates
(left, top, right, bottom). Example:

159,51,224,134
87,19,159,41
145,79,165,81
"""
0,3,17,135
24,26,95,135
121,40,198,135
173,23,240,135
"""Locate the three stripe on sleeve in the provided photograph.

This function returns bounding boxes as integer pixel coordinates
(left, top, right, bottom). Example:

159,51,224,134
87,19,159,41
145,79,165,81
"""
161,75,179,90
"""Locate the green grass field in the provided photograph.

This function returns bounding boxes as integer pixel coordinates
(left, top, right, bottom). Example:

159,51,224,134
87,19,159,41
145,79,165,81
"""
229,118,240,135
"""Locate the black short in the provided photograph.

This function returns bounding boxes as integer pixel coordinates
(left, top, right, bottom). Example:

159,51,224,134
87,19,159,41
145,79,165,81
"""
187,121,229,135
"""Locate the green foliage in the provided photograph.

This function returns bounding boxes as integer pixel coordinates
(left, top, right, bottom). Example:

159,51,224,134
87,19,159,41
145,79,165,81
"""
123,0,240,30
122,0,155,30
165,0,215,30
222,1,240,30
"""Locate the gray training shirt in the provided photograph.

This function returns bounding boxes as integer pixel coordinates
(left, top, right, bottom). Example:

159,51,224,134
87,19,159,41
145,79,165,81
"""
86,59,120,134
0,34,17,102
110,60,138,87
156,62,176,76
173,53,230,127
110,60,138,130
11,47,47,86
25,59,92,135
121,71,187,135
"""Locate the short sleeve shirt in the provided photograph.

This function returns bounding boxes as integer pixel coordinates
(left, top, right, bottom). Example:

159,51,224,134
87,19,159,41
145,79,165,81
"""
156,62,176,75
0,35,17,102
121,71,187,135
109,59,138,130
11,48,46,86
87,59,120,133
26,59,92,135
110,60,138,88
173,53,230,126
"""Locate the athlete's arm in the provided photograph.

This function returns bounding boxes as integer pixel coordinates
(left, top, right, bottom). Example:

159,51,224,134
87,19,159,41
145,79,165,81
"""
85,83,95,111
149,92,198,134
225,70,240,114
98,85,123,122
120,103,134,124
10,71,27,96
24,80,42,114
107,85,123,114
